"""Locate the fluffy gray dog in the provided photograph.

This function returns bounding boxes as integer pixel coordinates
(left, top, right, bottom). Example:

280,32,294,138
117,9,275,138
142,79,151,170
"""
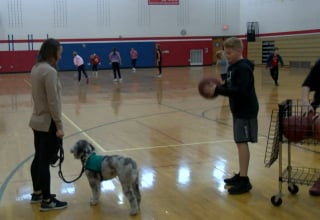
70,139,141,216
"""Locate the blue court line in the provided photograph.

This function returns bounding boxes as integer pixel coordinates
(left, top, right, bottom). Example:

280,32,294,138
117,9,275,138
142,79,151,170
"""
0,154,34,203
0,110,177,204
0,104,230,204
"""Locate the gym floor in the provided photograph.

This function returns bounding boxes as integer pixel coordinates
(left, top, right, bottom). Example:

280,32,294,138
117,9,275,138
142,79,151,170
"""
0,66,319,219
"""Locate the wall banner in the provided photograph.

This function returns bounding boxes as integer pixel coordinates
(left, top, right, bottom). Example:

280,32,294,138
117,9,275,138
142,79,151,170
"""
148,0,179,5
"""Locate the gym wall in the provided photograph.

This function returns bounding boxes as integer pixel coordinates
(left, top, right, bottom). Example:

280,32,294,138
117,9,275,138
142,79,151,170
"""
247,32,320,67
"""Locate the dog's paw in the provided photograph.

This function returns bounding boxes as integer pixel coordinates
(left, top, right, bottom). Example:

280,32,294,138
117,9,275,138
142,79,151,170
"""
129,208,139,216
90,199,98,206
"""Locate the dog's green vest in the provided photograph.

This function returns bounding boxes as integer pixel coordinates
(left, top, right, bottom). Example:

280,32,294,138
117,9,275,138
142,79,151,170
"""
85,153,104,173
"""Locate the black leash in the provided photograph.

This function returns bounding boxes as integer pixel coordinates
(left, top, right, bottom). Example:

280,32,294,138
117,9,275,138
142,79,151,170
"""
52,142,85,184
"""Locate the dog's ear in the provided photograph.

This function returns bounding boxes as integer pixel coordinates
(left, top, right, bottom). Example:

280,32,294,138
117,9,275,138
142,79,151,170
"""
89,143,95,152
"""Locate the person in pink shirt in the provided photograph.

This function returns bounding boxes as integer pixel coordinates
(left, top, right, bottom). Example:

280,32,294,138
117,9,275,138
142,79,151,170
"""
73,51,89,84
130,48,138,72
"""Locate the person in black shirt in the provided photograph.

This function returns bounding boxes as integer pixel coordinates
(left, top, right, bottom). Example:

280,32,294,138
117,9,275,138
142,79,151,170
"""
156,44,162,77
302,59,320,112
204,37,259,194
301,59,320,196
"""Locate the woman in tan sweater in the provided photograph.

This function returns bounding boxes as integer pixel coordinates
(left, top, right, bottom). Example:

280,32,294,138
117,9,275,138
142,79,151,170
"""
29,38,67,211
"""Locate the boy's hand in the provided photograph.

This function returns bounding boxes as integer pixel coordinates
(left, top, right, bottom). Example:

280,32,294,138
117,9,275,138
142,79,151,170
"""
203,83,217,97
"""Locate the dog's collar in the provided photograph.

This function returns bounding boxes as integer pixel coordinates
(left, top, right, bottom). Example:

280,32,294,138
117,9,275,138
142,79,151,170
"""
81,152,95,164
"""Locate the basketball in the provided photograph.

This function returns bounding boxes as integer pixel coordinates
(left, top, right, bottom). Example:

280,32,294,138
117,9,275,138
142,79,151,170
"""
306,111,316,137
198,77,221,99
282,115,309,142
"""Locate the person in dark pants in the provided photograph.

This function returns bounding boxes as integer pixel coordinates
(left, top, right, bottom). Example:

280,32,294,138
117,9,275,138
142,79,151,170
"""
301,59,320,196
204,37,259,195
109,48,122,83
266,47,284,86
73,51,89,84
156,44,162,77
90,53,100,78
29,38,67,211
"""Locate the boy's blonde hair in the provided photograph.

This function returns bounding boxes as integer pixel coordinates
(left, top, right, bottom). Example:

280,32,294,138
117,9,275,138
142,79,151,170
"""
223,37,243,50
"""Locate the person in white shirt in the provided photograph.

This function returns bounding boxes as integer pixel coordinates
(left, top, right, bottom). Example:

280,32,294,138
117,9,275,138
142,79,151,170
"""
73,51,89,84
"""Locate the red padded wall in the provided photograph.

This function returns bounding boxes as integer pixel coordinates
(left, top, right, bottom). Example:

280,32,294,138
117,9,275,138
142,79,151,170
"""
0,51,38,73
155,40,213,66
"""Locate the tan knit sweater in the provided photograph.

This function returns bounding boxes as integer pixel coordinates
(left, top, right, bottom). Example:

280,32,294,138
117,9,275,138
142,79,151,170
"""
29,62,63,132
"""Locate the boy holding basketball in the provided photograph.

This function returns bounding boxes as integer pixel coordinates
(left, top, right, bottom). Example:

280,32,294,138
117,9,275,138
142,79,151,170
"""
205,37,259,194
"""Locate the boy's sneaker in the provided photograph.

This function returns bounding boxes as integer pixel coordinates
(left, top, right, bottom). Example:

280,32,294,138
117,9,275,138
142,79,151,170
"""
30,193,56,204
40,197,67,211
224,173,240,185
309,178,320,196
228,178,252,195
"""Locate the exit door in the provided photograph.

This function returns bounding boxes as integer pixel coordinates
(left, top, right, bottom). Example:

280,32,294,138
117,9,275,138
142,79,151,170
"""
190,49,203,66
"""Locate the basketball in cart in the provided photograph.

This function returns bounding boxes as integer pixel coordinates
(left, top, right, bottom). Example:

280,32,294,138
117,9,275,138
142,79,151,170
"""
264,99,320,206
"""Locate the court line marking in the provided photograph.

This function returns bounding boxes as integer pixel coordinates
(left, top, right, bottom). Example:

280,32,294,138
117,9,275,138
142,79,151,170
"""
0,155,34,203
0,77,267,204
0,139,232,203
1,80,106,203
103,136,267,153
62,113,105,152
24,78,31,86
103,140,233,153
25,78,105,152
0,132,266,203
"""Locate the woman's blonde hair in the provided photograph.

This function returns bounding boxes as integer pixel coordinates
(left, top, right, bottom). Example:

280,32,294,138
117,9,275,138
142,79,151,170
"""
216,50,224,59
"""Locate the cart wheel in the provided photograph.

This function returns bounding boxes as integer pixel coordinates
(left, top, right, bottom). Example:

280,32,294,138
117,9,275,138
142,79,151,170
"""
271,195,282,206
288,184,299,194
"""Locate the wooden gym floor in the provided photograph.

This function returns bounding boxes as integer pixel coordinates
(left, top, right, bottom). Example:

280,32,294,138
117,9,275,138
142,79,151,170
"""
0,65,319,220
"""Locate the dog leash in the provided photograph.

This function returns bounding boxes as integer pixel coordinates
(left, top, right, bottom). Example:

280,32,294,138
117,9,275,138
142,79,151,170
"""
52,141,85,184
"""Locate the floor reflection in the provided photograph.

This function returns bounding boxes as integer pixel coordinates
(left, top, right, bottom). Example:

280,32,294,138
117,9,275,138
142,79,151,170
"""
111,84,122,115
78,84,88,103
212,158,227,192
76,84,88,115
16,185,33,202
156,78,163,104
177,165,190,186
140,167,156,189
60,182,76,195
101,180,116,191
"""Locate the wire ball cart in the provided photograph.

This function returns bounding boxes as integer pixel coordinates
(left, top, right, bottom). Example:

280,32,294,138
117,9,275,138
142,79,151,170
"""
264,99,320,206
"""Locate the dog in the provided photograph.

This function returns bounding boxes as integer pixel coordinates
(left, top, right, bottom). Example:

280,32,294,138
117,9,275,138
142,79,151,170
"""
70,139,141,216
